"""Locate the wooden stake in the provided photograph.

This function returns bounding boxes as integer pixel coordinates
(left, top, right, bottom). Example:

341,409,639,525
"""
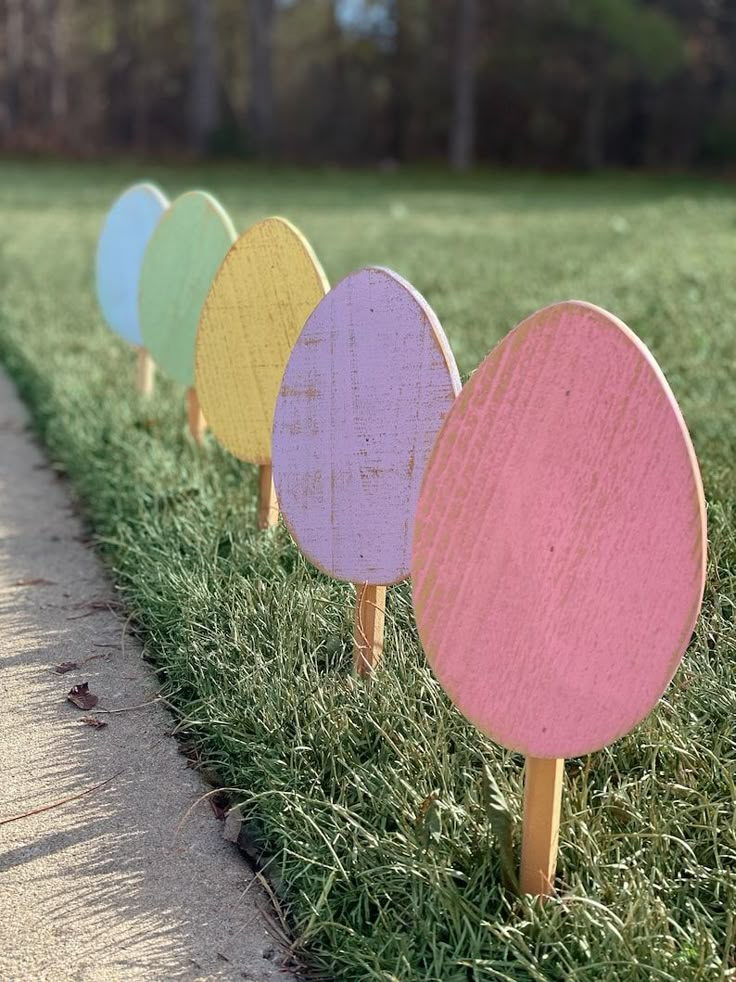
353,583,386,677
136,346,155,396
187,386,206,445
520,756,564,896
257,464,279,529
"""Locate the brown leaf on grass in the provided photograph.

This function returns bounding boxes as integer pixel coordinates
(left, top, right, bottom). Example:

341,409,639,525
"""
79,716,107,730
55,661,79,674
14,577,55,587
67,682,98,710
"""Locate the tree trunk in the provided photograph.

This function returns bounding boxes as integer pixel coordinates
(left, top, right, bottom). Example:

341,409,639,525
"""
4,0,25,135
449,0,477,171
323,0,347,159
581,69,607,170
111,0,147,151
45,0,68,135
389,0,409,163
189,0,220,153
247,0,276,155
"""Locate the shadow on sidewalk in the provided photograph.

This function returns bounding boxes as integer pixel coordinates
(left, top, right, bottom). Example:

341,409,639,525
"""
0,372,291,981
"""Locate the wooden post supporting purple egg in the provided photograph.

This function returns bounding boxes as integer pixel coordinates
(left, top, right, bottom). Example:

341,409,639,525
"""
412,300,707,896
354,583,387,676
272,266,461,678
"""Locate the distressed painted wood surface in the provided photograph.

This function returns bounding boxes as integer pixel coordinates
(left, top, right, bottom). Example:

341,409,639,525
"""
412,300,707,760
95,183,168,347
196,217,329,465
272,266,461,585
139,191,236,386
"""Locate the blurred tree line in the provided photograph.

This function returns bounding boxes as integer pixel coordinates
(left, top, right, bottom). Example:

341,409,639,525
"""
1,0,736,170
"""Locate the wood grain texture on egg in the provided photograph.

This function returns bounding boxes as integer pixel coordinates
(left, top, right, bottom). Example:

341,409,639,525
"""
195,217,328,464
272,266,461,585
139,191,236,385
95,183,168,347
411,300,706,760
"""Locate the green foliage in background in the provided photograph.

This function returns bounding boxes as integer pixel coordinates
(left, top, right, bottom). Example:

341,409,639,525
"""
2,0,731,170
568,0,684,81
0,162,734,981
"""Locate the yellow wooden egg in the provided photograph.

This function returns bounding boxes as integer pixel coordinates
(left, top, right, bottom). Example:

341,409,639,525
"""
195,217,328,465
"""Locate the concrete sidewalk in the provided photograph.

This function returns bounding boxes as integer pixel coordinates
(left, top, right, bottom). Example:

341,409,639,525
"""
0,372,298,982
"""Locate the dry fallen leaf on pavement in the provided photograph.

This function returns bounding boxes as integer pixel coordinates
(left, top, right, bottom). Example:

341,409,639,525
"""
79,716,107,730
55,661,79,674
67,682,99,710
55,653,106,674
14,577,55,587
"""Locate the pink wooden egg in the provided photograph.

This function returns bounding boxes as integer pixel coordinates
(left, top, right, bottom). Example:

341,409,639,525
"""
411,300,706,759
272,267,461,585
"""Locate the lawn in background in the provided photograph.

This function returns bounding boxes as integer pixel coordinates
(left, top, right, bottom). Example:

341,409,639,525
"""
0,161,734,981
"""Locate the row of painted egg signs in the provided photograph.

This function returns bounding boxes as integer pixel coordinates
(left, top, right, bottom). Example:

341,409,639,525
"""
96,182,707,897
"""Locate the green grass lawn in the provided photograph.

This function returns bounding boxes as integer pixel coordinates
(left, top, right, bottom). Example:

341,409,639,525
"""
0,160,734,981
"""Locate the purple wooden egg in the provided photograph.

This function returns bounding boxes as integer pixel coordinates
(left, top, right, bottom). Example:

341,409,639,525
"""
272,267,461,585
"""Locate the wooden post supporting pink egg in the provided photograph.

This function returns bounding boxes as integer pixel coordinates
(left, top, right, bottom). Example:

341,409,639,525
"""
520,757,564,895
411,300,707,896
272,266,461,677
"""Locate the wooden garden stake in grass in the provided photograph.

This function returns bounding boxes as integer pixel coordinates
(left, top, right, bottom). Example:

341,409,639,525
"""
139,190,236,440
354,583,386,676
136,347,155,396
272,266,461,677
257,464,278,530
186,386,206,445
520,757,564,895
95,182,168,395
411,300,707,896
196,217,329,530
